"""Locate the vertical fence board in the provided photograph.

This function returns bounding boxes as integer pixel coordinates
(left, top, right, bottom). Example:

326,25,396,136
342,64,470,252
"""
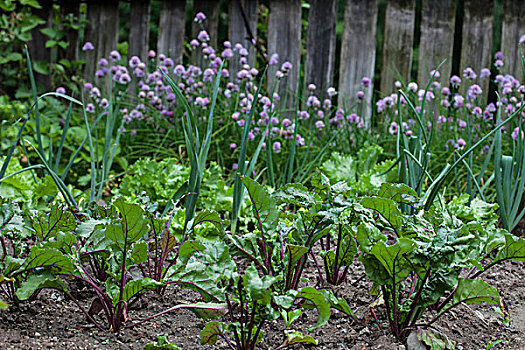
380,0,416,93
501,0,525,80
29,0,53,90
267,0,302,111
58,1,80,62
305,0,337,96
338,0,377,123
229,0,258,70
460,0,493,95
83,0,120,79
417,0,456,86
157,0,187,63
129,0,151,61
192,0,220,47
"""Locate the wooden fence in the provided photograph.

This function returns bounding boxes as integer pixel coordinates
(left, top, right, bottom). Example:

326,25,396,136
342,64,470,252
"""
29,0,525,118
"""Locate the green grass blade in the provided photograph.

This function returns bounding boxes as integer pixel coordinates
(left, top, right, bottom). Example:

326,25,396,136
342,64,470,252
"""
54,103,73,173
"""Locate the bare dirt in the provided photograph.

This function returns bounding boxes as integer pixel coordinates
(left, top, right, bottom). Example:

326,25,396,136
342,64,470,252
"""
1,258,524,350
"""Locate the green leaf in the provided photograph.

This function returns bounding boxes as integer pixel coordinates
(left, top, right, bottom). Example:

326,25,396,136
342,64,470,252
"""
0,52,23,64
370,238,414,283
25,247,75,273
20,0,42,8
190,209,222,231
143,335,182,350
45,40,57,48
241,176,279,236
280,309,301,328
416,329,456,350
34,175,58,199
286,244,309,267
298,287,330,331
452,278,500,306
0,299,8,309
32,204,77,241
200,321,228,345
243,265,278,304
274,182,322,208
321,153,357,183
130,242,148,264
378,182,418,204
495,233,525,262
16,273,68,300
120,278,164,303
106,198,148,246
280,331,318,346
361,196,404,231
40,28,57,39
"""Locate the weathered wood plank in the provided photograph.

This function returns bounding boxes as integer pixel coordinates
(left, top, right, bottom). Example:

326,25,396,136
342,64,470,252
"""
83,0,120,79
460,0,493,96
305,0,338,95
267,0,302,111
338,0,377,123
128,0,151,61
417,0,456,86
29,0,53,90
229,0,258,69
58,1,80,62
501,0,525,80
380,0,416,93
157,0,187,63
192,0,220,48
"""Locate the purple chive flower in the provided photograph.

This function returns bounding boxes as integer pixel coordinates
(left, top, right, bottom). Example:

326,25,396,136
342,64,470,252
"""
315,120,325,129
463,67,477,80
232,163,239,170
82,42,94,51
441,87,451,96
98,58,108,66
407,82,418,92
480,68,491,79
361,77,371,89
430,69,440,79
239,48,248,56
194,12,206,22
282,118,292,127
458,119,467,128
456,138,466,149
129,56,141,68
130,130,137,137
99,98,109,109
272,141,281,153
86,103,95,113
495,59,504,68
326,87,337,97
230,143,237,151
109,50,121,61
148,50,156,58
495,51,504,60
450,75,461,88
281,61,292,72
197,30,210,42
221,48,234,58
437,115,447,124
84,82,93,92
356,91,365,99
55,87,66,94
269,53,279,65
512,127,523,141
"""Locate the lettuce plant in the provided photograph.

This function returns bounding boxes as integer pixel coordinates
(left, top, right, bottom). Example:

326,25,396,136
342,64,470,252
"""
357,183,525,342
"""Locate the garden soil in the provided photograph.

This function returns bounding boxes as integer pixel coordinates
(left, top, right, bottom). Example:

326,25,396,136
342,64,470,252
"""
1,258,524,350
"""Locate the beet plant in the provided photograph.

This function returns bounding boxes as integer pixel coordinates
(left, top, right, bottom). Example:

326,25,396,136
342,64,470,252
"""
357,183,525,343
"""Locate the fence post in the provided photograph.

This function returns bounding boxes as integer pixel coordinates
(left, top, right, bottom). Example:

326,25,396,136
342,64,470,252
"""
128,0,151,62
380,0,416,93
338,0,378,125
305,0,337,97
157,0,187,64
501,0,525,80
83,0,120,79
229,0,258,71
267,0,302,112
417,0,456,86
29,0,53,91
192,0,220,48
460,0,493,97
